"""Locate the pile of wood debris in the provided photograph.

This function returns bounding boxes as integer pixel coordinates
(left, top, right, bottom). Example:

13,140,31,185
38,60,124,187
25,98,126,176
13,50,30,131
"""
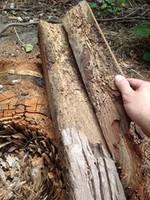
0,123,66,200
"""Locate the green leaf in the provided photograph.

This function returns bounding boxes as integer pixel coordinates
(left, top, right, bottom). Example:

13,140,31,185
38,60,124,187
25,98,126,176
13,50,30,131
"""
105,0,115,4
132,25,150,36
143,52,150,62
23,44,33,53
107,7,120,14
91,2,97,9
101,3,108,9
119,0,126,5
107,8,115,13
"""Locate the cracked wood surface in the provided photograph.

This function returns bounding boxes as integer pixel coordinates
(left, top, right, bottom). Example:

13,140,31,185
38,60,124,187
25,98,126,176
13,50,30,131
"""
0,60,67,199
62,1,144,198
39,20,126,200
61,128,126,200
0,60,54,138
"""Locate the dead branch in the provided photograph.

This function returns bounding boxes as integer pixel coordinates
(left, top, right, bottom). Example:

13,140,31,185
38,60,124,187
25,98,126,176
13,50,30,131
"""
0,19,61,37
98,16,150,23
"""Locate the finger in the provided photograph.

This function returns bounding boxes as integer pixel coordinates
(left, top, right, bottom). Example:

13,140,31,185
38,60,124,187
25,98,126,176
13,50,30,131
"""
127,78,144,90
115,75,133,95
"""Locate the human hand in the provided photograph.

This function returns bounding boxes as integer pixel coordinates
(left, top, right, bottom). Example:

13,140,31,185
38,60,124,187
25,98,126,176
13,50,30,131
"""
115,75,150,137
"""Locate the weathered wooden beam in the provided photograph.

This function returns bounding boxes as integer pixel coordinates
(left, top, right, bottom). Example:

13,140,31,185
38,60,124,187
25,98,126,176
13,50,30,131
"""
39,20,126,200
62,0,128,158
62,1,143,197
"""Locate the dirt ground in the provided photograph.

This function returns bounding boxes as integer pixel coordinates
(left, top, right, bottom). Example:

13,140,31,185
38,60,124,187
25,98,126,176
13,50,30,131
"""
0,0,150,78
0,0,150,200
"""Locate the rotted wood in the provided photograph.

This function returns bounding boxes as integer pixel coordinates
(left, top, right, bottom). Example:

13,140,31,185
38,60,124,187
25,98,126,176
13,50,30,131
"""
0,60,66,199
62,1,144,198
39,21,126,200
0,60,52,137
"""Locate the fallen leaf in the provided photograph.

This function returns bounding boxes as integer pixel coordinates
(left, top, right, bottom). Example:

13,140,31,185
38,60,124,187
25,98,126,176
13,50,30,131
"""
23,44,33,53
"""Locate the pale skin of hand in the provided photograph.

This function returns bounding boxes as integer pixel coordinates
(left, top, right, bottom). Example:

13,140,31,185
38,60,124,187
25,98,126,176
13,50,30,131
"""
115,75,150,137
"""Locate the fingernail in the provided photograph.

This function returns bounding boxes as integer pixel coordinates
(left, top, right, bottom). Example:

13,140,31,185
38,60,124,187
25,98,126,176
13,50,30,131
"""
115,75,124,82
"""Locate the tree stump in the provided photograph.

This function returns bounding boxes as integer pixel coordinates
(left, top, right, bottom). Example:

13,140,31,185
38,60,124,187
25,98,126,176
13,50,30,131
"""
0,60,66,199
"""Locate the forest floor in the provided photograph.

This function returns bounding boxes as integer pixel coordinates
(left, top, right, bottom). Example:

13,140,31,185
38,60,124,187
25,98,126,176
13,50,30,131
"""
0,0,150,78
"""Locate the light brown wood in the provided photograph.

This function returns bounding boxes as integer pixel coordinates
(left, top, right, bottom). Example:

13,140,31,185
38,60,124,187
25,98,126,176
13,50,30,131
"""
62,1,143,197
38,22,104,145
62,0,129,158
61,128,126,200
39,20,126,200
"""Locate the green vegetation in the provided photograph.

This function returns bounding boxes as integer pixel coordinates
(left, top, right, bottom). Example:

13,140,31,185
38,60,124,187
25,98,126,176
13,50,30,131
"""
90,1,149,62
132,25,150,62
132,25,150,37
91,0,126,15
23,43,34,53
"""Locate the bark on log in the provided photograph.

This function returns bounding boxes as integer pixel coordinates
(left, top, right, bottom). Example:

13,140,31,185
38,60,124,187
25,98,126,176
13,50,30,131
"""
62,0,143,197
39,21,126,200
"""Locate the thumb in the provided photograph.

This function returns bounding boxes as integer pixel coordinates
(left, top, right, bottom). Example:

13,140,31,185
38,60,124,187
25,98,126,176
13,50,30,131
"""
115,75,133,95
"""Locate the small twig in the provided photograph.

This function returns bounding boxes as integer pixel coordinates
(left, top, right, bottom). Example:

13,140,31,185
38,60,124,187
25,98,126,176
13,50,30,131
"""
130,69,144,79
0,21,38,36
126,0,133,7
0,5,45,12
141,8,150,16
0,7,31,11
0,18,61,37
98,16,150,22
14,27,25,45
124,4,148,18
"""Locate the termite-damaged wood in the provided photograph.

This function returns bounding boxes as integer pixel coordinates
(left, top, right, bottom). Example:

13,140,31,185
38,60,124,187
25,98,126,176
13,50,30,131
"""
62,0,143,198
39,20,126,200
0,60,51,136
